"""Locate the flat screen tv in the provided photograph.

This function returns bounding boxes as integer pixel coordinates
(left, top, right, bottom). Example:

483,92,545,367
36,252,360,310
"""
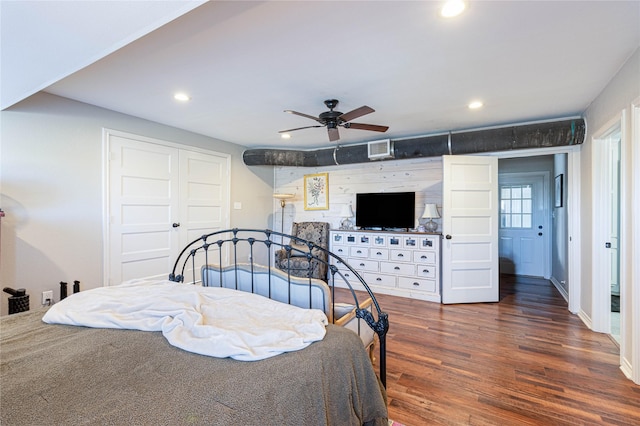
356,192,415,230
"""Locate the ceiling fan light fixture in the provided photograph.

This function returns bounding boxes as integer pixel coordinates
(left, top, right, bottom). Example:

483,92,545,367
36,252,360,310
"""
441,0,466,18
279,99,388,142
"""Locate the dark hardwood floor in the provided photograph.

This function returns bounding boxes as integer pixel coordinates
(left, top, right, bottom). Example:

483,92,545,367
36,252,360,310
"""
371,275,640,425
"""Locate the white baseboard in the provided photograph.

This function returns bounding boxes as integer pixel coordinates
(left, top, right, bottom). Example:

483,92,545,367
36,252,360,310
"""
620,356,633,381
550,277,569,303
577,309,593,330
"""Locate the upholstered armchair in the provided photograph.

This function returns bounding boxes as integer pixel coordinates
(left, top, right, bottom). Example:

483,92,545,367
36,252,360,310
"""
274,222,330,281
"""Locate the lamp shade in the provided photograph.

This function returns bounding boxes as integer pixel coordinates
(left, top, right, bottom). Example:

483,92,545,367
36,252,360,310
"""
273,193,294,200
421,203,440,219
340,204,354,218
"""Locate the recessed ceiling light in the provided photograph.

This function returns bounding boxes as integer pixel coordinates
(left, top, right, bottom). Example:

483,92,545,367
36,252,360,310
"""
468,100,483,109
173,93,190,102
281,133,291,139
441,0,466,18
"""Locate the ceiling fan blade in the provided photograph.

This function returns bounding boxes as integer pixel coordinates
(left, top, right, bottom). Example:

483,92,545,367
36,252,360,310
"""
279,125,324,133
328,127,340,142
339,105,374,123
346,122,389,132
285,110,323,123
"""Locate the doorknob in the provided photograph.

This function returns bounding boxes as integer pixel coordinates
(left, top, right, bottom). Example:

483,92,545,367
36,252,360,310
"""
172,222,181,228
445,234,452,240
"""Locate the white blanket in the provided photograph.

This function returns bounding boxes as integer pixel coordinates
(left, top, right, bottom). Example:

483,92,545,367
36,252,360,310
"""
42,279,328,361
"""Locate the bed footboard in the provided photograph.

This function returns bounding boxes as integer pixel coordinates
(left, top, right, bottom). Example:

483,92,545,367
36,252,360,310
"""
169,228,389,387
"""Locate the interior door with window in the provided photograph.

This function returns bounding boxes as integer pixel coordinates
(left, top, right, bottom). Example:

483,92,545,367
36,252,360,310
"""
441,155,499,304
498,173,548,278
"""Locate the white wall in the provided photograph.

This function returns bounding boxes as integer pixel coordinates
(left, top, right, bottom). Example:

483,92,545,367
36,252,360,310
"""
552,153,568,293
273,156,443,234
582,47,639,381
0,92,273,316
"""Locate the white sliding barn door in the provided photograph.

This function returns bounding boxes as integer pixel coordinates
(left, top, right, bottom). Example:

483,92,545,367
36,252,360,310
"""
106,131,229,286
442,155,499,304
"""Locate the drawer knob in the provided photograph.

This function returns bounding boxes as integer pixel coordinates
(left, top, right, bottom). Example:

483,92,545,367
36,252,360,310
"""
397,253,404,257
394,266,400,270
376,277,382,281
413,282,420,286
421,255,427,259
376,252,382,255
423,269,429,273
359,263,365,267
357,250,362,254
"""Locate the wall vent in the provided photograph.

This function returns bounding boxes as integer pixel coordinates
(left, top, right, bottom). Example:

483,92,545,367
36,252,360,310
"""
367,139,394,160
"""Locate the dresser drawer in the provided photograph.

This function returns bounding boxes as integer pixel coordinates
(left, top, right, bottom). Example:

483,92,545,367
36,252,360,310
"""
398,276,436,293
362,272,396,288
417,264,436,279
390,249,412,262
403,236,418,248
332,257,349,270
369,248,389,260
350,246,369,258
419,236,438,249
380,261,415,275
414,251,436,264
350,258,378,272
332,245,349,257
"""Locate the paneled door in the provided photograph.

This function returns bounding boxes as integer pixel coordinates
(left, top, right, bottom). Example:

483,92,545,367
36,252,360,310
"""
106,131,229,286
498,173,548,278
441,155,499,304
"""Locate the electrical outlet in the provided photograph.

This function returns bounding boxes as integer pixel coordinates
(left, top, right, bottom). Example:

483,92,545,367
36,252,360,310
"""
42,290,53,305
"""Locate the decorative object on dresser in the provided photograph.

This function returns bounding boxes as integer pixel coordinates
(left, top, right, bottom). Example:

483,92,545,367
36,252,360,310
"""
339,204,354,230
420,203,440,232
303,173,329,210
275,222,331,281
330,229,441,303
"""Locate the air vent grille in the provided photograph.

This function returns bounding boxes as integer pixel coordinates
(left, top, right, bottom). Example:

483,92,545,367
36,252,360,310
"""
368,139,394,160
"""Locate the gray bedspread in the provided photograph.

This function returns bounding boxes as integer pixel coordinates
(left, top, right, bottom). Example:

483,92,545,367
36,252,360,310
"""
1,309,387,426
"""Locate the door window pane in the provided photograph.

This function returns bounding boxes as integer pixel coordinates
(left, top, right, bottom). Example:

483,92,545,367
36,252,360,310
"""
499,184,533,229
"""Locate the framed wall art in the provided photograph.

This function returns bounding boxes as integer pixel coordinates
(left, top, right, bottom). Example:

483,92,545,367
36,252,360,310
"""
555,174,563,207
304,172,329,210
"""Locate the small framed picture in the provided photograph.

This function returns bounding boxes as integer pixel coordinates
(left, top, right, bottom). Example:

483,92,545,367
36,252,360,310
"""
304,173,329,210
555,174,563,207
374,236,385,246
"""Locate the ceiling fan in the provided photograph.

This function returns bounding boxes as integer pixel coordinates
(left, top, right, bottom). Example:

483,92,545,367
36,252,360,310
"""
279,99,389,142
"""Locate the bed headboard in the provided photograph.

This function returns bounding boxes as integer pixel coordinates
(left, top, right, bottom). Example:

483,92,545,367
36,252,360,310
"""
201,263,332,320
169,228,389,387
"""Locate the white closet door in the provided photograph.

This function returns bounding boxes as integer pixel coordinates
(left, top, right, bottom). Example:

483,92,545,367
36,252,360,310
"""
106,132,229,286
177,149,230,282
108,135,180,285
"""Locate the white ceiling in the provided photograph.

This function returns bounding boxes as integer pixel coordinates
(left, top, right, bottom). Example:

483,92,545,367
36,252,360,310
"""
3,1,639,150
